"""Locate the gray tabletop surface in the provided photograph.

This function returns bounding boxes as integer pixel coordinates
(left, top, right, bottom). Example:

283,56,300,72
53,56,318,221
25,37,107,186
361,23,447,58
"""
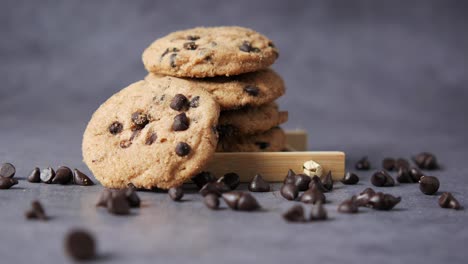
1,1,467,263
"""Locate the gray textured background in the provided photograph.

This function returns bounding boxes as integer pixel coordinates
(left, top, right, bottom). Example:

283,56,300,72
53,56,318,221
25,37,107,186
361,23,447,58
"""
0,0,467,263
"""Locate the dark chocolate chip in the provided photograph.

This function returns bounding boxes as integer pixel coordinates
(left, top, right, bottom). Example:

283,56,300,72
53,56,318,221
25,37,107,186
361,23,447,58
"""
355,157,370,170
96,189,112,207
204,193,220,210
413,152,439,170
439,192,461,210
73,169,94,186
131,111,149,130
237,193,260,211
175,142,191,157
396,167,413,183
145,132,158,145
40,167,55,184
192,171,216,189
356,188,376,207
239,41,260,53
367,192,401,210
170,53,177,67
25,200,47,220
65,229,96,261
187,35,200,41
395,158,410,170
419,176,439,195
27,167,41,183
189,96,200,108
409,167,424,182
371,170,394,187
199,182,229,197
310,201,328,221
341,172,359,185
168,187,184,201
300,187,326,204
107,191,130,215
294,174,311,191
183,41,198,50
0,163,15,178
124,188,141,207
222,191,242,210
248,174,270,192
217,172,240,190
267,41,276,48
244,85,260,96
173,113,190,131
280,183,298,201
254,141,270,150
170,94,189,111
282,205,305,222
108,121,123,135
382,158,395,171
283,169,296,185
308,175,327,192
321,171,333,192
160,48,177,60
337,196,359,214
53,166,73,184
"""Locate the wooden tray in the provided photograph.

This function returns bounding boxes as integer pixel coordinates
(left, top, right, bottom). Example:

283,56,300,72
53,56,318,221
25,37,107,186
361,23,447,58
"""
206,130,345,182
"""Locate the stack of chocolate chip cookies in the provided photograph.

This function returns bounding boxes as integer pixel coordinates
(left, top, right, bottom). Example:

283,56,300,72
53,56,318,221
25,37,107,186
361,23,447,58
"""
142,26,288,152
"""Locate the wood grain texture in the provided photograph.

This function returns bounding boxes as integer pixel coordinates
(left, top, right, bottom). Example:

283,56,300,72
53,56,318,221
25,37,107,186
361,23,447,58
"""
206,151,345,182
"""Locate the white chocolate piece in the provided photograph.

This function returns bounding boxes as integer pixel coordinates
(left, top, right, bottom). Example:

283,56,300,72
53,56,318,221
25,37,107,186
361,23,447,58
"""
303,160,323,177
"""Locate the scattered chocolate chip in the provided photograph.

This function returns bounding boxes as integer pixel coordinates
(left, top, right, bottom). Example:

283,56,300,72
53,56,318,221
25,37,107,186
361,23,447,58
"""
355,157,370,170
0,163,15,178
439,192,461,210
120,140,132,148
52,166,73,184
280,183,298,201
96,189,112,207
283,169,296,185
310,201,328,221
409,167,424,182
131,111,149,130
237,193,261,211
170,94,189,111
244,85,260,96
175,142,191,157
396,167,413,183
254,141,269,150
419,176,439,195
355,188,376,207
108,121,123,135
321,171,333,192
413,152,439,170
173,113,190,131
341,172,359,185
145,132,158,145
300,187,326,204
282,205,305,222
239,41,260,53
187,35,200,41
189,96,200,108
248,174,270,192
107,191,130,215
308,175,327,192
200,182,229,197
73,169,94,186
294,174,311,191
27,167,41,183
338,196,359,214
371,170,395,187
367,192,401,210
222,191,242,210
124,188,141,207
170,53,177,67
204,193,219,210
192,171,216,189
217,172,240,190
64,229,96,261
183,41,198,50
40,167,55,184
382,158,396,171
168,187,184,201
395,158,410,170
25,200,48,220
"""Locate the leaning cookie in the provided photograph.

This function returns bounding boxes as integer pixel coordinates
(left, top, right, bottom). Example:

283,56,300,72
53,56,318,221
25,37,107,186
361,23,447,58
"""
142,26,279,78
145,68,285,110
217,127,286,152
218,103,288,136
82,79,220,189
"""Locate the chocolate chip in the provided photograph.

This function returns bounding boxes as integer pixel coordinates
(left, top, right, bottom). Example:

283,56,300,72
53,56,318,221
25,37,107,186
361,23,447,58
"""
294,174,311,191
96,189,112,207
0,163,15,178
300,187,326,204
200,182,229,197
239,41,260,53
371,170,395,187
338,196,359,214
282,205,305,222
170,94,189,111
107,191,130,215
168,186,184,201
283,169,296,185
396,167,413,183
321,171,333,192
73,169,94,186
254,141,270,150
356,188,376,207
395,158,410,170
175,142,191,156
280,183,298,200
310,201,328,221
409,167,424,182
192,171,216,189
108,121,123,135
419,176,439,195
27,167,41,183
222,191,242,210
120,140,132,148
183,41,198,50
187,35,200,41
217,172,240,190
64,229,96,261
413,152,439,170
131,111,149,130
382,158,395,171
160,48,179,60
237,193,260,211
124,188,141,207
355,157,370,170
189,96,200,108
52,166,73,184
40,167,55,184
367,192,401,210
439,192,461,210
173,113,190,131
170,53,177,67
25,200,47,220
248,174,270,192
341,172,359,185
204,193,220,210
244,85,260,96
308,175,327,192
145,132,158,145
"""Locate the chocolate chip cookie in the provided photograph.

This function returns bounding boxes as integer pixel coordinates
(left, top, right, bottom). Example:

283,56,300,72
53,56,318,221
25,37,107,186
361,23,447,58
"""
82,80,220,189
145,68,285,110
142,26,279,78
217,127,286,152
218,103,288,136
